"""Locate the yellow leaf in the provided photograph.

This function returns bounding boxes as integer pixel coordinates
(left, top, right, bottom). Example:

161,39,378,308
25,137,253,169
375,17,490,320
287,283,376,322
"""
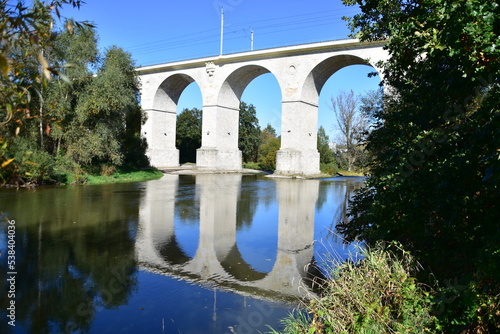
0,54,9,76
37,53,51,80
1,158,15,168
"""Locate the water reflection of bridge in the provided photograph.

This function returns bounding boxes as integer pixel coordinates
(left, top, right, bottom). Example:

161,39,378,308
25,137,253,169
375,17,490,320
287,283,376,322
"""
136,174,321,300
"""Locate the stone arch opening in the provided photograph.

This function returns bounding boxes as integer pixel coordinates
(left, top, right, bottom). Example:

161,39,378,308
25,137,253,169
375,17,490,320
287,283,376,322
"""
217,65,272,108
302,54,380,104
153,73,196,111
176,82,203,163
144,73,202,167
240,73,282,166
312,56,382,172
158,235,193,265
197,65,281,170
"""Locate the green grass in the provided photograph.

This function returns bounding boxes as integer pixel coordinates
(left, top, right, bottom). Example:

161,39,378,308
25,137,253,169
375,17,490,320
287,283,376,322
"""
270,242,436,334
243,161,263,170
65,168,163,185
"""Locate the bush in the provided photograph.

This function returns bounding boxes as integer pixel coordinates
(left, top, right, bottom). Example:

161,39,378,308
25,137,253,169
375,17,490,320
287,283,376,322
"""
258,137,280,171
7,138,57,185
320,162,339,175
273,243,436,333
243,161,261,170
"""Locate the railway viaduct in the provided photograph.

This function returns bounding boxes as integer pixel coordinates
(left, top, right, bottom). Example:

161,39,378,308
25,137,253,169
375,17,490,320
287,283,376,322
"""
137,39,387,175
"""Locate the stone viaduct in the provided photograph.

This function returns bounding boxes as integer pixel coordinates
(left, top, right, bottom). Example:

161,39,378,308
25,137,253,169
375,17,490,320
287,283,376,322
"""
137,39,387,175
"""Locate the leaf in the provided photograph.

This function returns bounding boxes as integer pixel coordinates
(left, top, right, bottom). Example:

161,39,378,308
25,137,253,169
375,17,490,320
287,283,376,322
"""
37,53,51,80
1,158,15,168
0,54,10,76
58,72,72,85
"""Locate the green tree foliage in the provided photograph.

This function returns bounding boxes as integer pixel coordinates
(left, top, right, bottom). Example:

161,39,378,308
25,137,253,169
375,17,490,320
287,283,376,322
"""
176,107,202,163
1,4,146,185
64,46,141,167
338,0,500,331
0,1,90,183
317,126,333,164
258,123,280,171
317,126,338,175
238,101,261,163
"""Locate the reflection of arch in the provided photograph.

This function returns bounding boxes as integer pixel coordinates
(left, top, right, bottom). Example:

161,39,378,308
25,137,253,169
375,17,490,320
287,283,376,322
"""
158,235,192,265
219,244,268,281
302,55,376,104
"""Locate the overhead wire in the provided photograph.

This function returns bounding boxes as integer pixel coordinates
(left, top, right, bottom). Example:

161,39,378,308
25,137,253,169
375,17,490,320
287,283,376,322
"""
130,7,360,64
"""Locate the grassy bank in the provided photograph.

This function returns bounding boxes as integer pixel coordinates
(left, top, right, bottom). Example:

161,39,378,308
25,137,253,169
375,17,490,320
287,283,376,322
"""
65,168,164,185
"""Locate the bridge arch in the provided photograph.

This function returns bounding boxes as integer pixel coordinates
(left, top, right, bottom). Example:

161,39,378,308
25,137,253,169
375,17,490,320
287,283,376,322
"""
197,65,279,170
158,235,193,265
217,64,273,108
143,73,202,167
153,73,197,111
301,54,376,104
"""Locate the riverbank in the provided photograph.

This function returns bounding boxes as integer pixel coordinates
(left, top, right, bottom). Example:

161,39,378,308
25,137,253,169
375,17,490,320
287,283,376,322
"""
71,168,164,185
159,164,364,179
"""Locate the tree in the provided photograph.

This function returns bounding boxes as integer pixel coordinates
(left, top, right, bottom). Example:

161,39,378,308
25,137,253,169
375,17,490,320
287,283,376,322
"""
0,1,90,183
258,137,280,171
238,101,261,163
65,46,141,167
257,123,280,171
317,126,334,164
338,0,500,331
1,9,145,184
176,107,202,163
330,90,369,171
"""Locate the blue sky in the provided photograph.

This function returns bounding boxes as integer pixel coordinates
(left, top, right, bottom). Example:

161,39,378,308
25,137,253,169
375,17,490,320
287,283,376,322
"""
63,0,381,140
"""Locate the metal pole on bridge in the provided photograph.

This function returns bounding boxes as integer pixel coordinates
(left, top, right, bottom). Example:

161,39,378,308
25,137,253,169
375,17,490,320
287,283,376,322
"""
220,7,224,56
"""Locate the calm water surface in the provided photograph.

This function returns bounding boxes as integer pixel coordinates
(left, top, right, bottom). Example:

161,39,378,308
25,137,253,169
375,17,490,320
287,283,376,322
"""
0,174,363,333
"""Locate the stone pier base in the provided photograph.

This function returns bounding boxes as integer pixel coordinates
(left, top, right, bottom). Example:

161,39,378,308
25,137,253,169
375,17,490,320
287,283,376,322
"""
196,147,242,171
275,149,320,176
147,148,179,167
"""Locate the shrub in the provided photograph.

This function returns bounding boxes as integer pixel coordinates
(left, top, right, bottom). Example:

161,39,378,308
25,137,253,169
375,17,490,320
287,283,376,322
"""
320,162,339,175
272,242,436,333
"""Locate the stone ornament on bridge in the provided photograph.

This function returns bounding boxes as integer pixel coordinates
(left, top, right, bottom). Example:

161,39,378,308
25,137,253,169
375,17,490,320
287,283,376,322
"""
205,61,216,82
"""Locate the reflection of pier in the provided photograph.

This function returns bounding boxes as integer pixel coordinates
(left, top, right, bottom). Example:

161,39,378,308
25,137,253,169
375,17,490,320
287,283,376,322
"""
136,175,320,300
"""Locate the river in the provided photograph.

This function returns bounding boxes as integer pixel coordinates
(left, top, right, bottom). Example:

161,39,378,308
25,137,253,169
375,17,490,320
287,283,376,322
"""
0,174,364,333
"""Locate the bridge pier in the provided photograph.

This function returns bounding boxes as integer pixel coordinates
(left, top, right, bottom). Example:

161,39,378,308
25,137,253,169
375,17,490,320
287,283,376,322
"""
143,109,180,167
275,100,320,176
196,104,242,170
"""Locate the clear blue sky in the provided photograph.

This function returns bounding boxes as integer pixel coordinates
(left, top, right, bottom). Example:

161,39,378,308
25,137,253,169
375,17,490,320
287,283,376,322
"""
63,0,381,140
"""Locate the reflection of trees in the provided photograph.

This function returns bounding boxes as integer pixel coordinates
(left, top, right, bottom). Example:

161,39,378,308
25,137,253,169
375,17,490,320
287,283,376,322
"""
260,178,276,208
0,184,138,334
316,182,329,211
327,179,365,241
236,176,260,229
175,175,200,224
